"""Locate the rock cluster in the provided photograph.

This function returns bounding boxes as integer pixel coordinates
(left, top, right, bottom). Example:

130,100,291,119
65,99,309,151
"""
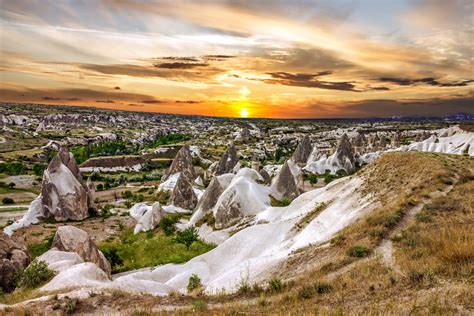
0,232,31,292
134,202,166,234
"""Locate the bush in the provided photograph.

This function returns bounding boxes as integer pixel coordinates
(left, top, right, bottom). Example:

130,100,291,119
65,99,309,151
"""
175,227,199,250
187,274,202,292
2,197,14,205
16,260,56,288
347,245,370,258
314,282,332,294
271,197,291,207
96,183,104,191
268,277,284,292
121,190,133,199
298,285,314,299
102,247,123,269
159,215,178,236
65,298,79,314
32,163,46,177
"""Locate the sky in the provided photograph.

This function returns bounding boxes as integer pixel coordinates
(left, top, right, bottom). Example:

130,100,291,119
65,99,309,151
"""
0,0,473,118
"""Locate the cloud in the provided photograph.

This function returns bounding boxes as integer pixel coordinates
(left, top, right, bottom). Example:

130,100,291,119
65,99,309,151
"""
379,77,474,87
142,100,163,104
96,100,115,103
174,100,203,104
256,71,358,91
154,62,209,69
114,86,121,90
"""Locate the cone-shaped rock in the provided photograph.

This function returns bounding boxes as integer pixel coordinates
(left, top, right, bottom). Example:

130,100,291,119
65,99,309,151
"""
271,161,300,200
335,134,355,172
292,135,312,164
235,127,251,143
214,144,238,175
352,133,366,147
41,147,93,221
134,202,166,234
194,176,224,213
169,173,198,210
392,132,401,147
165,145,196,181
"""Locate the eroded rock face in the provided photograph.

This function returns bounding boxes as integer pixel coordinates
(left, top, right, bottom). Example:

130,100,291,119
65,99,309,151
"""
292,135,312,164
165,145,196,181
41,147,93,221
214,144,238,175
52,226,111,278
353,133,366,147
0,232,31,292
169,173,198,210
271,161,300,200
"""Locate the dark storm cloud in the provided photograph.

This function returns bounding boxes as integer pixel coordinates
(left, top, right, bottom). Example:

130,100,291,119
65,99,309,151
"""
379,77,474,87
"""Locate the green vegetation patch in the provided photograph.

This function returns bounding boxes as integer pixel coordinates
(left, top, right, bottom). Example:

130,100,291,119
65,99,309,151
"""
98,227,216,273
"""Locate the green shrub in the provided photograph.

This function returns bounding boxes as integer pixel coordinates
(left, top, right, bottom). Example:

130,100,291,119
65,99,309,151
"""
298,285,314,299
159,215,178,236
32,163,46,177
2,197,14,205
271,197,291,207
16,260,56,288
191,299,207,311
268,277,284,292
121,190,133,199
175,227,199,250
65,298,79,314
347,245,370,258
187,274,202,292
28,233,55,259
101,247,123,269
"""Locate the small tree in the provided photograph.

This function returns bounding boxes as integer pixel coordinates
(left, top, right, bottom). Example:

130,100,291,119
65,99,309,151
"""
187,274,202,293
175,227,199,250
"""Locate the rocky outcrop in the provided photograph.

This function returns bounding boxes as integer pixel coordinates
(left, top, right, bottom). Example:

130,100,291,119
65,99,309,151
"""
169,173,198,210
214,144,238,175
392,132,401,147
259,168,272,183
41,147,93,221
52,226,111,278
292,135,312,164
134,202,166,234
164,145,196,181
271,161,300,200
352,133,366,147
0,232,31,292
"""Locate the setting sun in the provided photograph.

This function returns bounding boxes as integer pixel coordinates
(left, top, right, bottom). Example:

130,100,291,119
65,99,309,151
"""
239,108,249,118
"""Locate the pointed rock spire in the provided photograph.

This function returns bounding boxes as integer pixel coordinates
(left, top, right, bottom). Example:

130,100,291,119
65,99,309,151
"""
165,145,196,181
214,143,238,175
169,173,198,210
292,135,312,164
271,161,300,200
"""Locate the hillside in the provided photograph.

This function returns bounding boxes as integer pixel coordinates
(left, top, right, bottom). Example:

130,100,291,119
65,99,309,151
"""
3,151,472,315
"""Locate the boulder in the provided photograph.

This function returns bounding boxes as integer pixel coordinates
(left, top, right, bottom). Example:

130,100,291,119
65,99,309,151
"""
52,226,111,278
235,127,251,143
169,173,198,210
164,145,196,181
214,144,238,175
271,161,300,200
292,135,312,164
134,202,166,234
0,232,31,292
